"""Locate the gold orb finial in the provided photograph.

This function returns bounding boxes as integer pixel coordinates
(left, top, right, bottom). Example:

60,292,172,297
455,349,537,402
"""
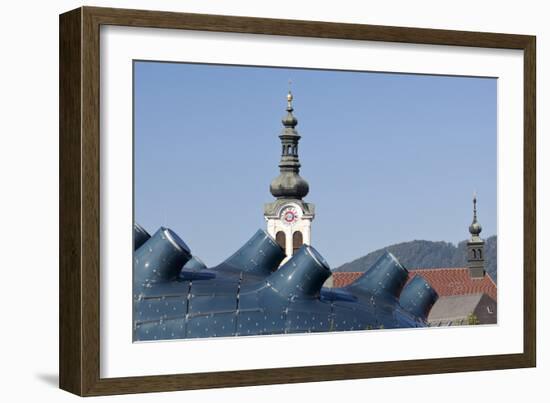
287,80,293,107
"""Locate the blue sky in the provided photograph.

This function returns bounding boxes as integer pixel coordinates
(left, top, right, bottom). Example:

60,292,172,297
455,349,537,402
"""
134,61,497,268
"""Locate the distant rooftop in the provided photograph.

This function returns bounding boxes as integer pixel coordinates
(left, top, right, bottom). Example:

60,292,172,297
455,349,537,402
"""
331,267,497,301
427,293,494,323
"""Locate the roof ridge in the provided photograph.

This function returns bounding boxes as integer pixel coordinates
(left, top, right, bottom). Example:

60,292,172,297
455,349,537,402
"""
409,267,468,271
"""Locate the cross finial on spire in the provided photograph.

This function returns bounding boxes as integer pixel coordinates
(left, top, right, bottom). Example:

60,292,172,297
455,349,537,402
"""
473,190,477,220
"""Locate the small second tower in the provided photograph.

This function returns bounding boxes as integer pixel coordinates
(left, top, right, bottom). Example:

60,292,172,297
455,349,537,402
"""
467,194,485,278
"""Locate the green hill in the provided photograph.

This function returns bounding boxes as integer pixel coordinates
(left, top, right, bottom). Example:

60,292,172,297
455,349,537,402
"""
334,236,497,282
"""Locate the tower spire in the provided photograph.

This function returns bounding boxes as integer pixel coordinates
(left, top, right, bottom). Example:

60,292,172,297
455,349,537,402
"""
469,192,482,241
269,89,309,199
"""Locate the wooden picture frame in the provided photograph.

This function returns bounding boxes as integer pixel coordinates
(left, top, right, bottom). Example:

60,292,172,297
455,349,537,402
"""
59,6,536,396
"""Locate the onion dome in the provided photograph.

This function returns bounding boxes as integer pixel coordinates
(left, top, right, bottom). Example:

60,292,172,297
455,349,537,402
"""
270,172,309,199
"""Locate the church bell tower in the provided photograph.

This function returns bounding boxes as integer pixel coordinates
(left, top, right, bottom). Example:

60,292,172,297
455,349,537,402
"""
264,90,315,264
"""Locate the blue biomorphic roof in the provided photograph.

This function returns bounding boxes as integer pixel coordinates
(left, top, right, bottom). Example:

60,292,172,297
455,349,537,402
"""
133,224,438,341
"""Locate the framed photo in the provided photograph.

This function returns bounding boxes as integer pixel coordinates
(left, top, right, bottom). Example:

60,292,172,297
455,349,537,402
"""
59,6,536,396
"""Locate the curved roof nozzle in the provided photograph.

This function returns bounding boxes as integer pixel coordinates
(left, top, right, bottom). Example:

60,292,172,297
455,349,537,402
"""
399,275,439,321
348,251,408,299
134,227,192,287
266,245,331,299
220,229,286,275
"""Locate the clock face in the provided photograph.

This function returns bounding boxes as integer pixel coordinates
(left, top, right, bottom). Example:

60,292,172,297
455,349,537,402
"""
280,206,300,225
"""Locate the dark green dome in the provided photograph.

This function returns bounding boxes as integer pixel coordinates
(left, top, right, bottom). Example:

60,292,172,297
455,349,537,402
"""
270,172,309,199
469,221,482,236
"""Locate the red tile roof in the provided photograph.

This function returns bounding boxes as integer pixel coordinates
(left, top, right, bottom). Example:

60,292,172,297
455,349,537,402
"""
332,272,363,288
332,268,497,301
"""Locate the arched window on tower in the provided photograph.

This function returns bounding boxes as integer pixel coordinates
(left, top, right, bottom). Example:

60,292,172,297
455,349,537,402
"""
472,249,477,259
275,231,286,253
478,249,483,259
293,231,303,255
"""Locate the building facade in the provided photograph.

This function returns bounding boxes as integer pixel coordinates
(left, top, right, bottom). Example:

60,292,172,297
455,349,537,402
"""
427,293,497,326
